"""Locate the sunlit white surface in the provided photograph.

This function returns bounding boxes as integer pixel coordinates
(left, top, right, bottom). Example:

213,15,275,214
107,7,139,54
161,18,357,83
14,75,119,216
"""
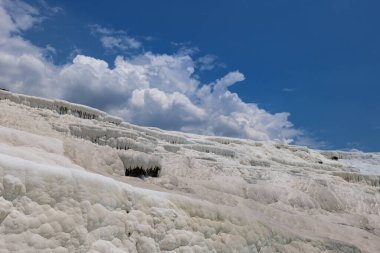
0,90,379,253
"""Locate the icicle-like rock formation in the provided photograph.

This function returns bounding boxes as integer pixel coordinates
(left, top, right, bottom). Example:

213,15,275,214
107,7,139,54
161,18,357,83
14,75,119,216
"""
0,90,379,253
119,150,162,177
0,90,123,124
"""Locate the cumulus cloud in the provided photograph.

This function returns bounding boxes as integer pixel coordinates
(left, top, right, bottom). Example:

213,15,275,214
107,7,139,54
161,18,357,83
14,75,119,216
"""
0,0,300,143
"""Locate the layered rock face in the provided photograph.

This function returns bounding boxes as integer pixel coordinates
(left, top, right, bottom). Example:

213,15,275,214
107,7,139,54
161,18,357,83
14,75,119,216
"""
0,90,379,253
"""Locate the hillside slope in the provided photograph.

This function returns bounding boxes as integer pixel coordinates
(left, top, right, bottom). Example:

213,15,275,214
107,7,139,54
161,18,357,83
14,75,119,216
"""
0,90,379,253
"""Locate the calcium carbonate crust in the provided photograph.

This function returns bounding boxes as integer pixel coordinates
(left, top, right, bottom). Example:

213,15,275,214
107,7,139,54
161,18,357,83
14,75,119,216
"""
0,90,379,253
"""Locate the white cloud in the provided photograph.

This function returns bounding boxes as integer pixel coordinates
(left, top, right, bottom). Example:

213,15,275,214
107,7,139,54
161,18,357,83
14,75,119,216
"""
171,41,199,56
0,0,41,32
124,88,206,129
197,54,224,71
100,36,141,50
295,135,329,149
90,24,141,51
0,0,300,143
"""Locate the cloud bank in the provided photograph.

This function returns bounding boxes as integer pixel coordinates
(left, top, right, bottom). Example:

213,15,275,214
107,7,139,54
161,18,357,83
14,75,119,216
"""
0,0,300,142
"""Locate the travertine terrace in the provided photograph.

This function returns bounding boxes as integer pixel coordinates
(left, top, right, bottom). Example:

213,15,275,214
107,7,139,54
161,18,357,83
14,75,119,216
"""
0,90,379,253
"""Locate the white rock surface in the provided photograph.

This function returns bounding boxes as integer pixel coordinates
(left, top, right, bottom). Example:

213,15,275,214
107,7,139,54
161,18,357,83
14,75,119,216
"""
0,90,379,252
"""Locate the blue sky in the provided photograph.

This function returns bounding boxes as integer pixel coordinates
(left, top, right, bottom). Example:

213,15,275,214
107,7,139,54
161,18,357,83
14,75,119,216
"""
1,0,379,151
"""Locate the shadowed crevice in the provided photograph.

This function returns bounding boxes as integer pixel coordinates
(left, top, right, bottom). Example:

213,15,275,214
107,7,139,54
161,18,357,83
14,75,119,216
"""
125,166,161,178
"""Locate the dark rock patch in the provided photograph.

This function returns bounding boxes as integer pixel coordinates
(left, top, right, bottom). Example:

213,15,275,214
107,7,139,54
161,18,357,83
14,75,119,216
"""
125,166,161,178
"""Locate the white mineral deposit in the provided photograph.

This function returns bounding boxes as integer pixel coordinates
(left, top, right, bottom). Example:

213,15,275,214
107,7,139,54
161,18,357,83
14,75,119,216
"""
0,90,379,252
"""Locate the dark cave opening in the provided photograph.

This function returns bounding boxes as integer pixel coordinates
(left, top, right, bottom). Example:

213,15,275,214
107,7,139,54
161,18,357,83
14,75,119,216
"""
125,166,161,178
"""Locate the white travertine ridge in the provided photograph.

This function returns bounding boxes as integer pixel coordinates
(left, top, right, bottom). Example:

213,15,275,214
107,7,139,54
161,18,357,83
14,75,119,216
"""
0,89,379,253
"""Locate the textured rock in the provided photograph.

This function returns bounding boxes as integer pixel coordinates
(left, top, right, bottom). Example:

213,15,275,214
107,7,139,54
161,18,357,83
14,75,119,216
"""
0,90,379,252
